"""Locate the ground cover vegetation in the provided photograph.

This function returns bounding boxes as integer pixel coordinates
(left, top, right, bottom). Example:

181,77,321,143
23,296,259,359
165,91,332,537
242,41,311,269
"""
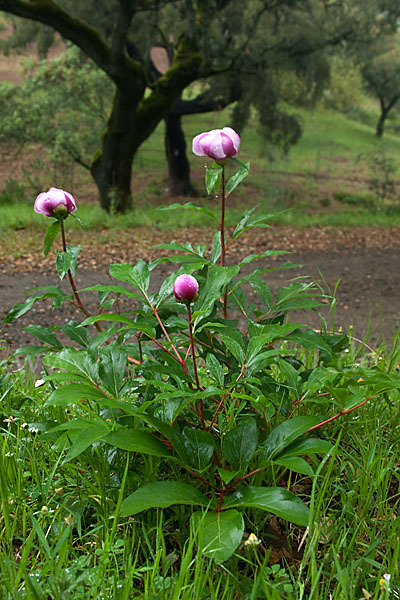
0,0,400,211
1,131,400,599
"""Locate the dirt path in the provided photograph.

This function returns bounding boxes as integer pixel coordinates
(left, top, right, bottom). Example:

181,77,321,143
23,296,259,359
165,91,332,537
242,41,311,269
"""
1,226,399,360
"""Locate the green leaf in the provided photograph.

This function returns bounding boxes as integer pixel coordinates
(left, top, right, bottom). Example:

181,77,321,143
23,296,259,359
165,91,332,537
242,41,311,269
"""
55,244,81,280
277,358,303,398
58,320,89,347
205,166,223,195
193,265,240,326
278,437,333,459
273,456,314,476
43,348,98,384
46,383,108,407
80,313,136,327
206,353,224,387
79,284,143,303
223,486,309,527
239,250,288,267
249,278,273,308
98,342,127,398
232,207,275,240
261,416,322,462
177,427,215,471
43,220,61,257
2,287,70,323
64,424,109,462
217,467,241,485
109,260,150,296
191,509,244,563
120,481,208,516
211,231,222,264
223,418,258,471
157,202,217,222
24,324,62,348
226,161,250,196
219,335,245,364
287,330,332,353
104,429,171,457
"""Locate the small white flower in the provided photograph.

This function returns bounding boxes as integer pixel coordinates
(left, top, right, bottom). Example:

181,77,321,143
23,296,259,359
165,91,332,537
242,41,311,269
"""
3,416,17,424
28,427,39,434
244,532,261,547
34,379,46,388
379,573,391,588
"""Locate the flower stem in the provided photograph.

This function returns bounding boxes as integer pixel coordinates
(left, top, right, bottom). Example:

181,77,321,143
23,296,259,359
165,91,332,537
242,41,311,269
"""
220,166,228,319
187,303,204,424
187,304,200,390
60,219,102,332
220,166,226,268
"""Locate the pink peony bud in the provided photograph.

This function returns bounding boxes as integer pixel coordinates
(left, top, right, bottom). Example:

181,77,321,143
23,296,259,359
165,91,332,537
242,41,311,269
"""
34,187,77,218
173,274,199,304
192,127,240,163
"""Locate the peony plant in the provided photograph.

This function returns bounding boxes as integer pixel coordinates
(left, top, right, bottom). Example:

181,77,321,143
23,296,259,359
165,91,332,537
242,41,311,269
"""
3,127,386,564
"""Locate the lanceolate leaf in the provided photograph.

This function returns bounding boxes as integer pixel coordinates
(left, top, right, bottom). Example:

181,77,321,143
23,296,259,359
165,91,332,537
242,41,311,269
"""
109,260,150,296
226,161,250,196
261,416,322,462
191,509,244,563
3,287,70,323
46,383,108,407
223,418,258,471
156,202,217,222
273,456,314,476
55,244,81,280
104,429,171,457
98,342,127,397
43,220,61,257
176,427,215,471
43,348,98,384
24,324,62,348
205,166,223,194
193,265,240,326
63,424,109,462
120,481,209,516
223,486,309,526
278,438,333,459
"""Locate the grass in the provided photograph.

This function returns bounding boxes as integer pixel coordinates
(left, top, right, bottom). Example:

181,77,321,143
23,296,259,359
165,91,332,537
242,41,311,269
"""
1,103,400,236
0,333,399,599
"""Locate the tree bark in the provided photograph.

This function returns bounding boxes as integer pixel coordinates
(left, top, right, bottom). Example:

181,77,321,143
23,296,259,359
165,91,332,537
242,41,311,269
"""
164,111,196,196
376,110,387,138
376,95,399,138
90,89,142,212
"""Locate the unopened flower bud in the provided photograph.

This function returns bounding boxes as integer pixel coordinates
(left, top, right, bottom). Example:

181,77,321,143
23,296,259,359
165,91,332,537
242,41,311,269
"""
192,127,240,164
34,187,77,218
173,274,199,304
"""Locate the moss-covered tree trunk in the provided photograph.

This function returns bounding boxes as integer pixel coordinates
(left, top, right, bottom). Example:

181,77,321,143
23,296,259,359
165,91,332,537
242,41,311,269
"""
90,89,144,212
164,111,196,196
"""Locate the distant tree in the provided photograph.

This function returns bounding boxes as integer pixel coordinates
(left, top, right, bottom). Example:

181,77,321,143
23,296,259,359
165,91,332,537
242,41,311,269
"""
361,35,400,137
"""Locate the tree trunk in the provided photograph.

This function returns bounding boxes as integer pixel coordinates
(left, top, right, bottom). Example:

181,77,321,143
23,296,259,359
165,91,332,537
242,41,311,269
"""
90,90,141,213
376,109,387,138
164,111,196,196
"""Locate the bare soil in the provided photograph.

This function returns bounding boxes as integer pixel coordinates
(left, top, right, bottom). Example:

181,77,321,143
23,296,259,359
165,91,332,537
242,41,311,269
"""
1,226,399,361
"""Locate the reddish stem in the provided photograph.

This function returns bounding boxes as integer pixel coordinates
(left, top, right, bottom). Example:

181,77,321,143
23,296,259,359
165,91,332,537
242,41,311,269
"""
306,396,372,432
220,167,228,319
60,219,102,333
220,166,226,268
187,304,204,425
